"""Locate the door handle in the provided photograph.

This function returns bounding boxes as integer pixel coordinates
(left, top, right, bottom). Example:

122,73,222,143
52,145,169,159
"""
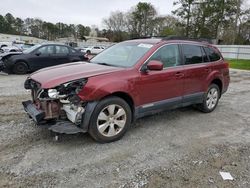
175,72,184,78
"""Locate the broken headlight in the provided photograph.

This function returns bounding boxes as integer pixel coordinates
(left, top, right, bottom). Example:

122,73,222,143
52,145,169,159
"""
42,78,88,100
48,89,60,99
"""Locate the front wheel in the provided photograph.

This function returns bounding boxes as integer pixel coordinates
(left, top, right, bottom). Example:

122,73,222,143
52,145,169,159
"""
13,62,28,74
197,84,220,113
88,96,132,143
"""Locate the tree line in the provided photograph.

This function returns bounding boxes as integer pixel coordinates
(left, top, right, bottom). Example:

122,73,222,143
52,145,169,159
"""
0,0,249,44
103,0,250,44
0,13,91,41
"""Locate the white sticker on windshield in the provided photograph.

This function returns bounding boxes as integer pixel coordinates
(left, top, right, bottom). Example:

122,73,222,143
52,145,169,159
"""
138,43,153,48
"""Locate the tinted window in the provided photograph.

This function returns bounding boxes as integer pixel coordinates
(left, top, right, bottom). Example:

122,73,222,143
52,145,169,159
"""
37,45,54,54
182,44,203,64
55,46,69,54
204,47,221,62
201,47,209,62
149,44,181,68
93,46,100,49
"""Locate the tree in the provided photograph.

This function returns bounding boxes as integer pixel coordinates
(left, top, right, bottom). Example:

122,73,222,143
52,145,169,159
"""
103,11,128,41
172,0,194,37
15,17,24,35
127,2,158,37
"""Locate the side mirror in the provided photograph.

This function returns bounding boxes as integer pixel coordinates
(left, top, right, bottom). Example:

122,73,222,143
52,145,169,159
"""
146,60,163,71
35,51,41,56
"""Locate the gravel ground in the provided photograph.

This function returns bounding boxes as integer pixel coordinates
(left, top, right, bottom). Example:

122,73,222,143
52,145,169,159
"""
0,69,249,188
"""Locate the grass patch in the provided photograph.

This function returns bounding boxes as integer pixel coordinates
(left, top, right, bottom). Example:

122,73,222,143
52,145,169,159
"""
227,59,250,70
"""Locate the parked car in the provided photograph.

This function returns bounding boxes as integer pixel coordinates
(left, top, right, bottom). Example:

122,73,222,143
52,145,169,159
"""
2,43,88,74
0,51,22,71
23,37,230,143
82,46,105,54
1,45,22,53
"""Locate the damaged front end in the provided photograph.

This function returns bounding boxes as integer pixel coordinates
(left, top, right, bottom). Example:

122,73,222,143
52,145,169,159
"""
22,78,89,134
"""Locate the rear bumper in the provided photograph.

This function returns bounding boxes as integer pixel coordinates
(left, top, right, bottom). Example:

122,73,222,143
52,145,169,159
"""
22,100,45,123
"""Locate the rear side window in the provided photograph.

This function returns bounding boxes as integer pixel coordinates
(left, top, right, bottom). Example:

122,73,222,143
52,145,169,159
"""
55,46,69,54
204,47,221,62
182,44,203,64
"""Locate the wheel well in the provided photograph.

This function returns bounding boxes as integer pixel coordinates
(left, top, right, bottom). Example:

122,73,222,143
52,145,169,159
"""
211,79,222,95
106,92,135,119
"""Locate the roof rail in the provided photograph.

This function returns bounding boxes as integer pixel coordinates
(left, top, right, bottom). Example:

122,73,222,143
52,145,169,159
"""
162,36,212,44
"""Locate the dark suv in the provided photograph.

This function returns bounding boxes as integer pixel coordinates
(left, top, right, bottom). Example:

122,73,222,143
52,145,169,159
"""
23,38,230,143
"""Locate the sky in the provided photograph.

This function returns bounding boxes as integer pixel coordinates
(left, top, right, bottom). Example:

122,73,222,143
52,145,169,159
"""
0,0,175,28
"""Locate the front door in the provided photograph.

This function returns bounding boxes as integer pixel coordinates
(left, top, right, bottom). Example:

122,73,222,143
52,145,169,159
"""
137,44,184,114
29,45,55,71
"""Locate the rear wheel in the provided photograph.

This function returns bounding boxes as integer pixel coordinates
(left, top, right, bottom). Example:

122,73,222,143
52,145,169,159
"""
13,62,28,74
88,96,132,143
86,50,91,55
197,84,220,113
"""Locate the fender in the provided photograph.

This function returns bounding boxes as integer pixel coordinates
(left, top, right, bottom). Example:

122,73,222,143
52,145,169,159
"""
205,70,223,91
78,76,139,104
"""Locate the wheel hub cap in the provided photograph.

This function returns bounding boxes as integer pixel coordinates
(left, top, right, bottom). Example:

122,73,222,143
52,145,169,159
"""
97,104,127,137
206,88,218,110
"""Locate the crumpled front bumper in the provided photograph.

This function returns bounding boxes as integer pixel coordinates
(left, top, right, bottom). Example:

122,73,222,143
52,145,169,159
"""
22,100,86,134
22,100,45,123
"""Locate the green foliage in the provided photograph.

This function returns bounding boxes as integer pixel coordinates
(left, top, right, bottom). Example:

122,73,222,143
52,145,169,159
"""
228,59,250,70
0,13,91,41
173,0,250,44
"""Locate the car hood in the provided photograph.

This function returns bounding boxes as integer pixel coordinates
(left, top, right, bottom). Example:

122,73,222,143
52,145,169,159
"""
30,62,123,88
0,52,22,58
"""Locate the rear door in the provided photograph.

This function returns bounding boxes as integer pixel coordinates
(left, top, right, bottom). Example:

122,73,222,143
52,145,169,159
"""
53,45,71,65
181,44,211,104
137,44,184,113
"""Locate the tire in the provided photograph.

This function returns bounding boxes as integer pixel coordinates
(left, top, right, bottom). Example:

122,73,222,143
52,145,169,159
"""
88,96,132,143
86,50,91,55
197,84,220,113
13,62,28,74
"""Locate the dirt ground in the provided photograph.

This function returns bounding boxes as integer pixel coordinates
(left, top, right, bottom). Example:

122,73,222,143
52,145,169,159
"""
0,69,249,188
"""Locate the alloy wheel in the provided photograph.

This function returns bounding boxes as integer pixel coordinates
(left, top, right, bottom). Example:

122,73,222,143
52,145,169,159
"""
97,104,127,137
206,88,219,110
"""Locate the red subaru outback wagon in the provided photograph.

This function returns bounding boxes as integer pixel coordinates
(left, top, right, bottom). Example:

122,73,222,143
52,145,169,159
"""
23,37,230,143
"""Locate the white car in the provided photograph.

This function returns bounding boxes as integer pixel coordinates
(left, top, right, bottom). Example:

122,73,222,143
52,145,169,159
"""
82,46,105,54
1,45,21,53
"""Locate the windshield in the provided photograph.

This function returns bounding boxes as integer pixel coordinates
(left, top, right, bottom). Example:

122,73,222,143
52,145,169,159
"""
23,44,41,54
90,42,153,67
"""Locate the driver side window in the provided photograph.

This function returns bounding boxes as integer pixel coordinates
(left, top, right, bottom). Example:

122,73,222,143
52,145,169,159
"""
149,44,181,68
